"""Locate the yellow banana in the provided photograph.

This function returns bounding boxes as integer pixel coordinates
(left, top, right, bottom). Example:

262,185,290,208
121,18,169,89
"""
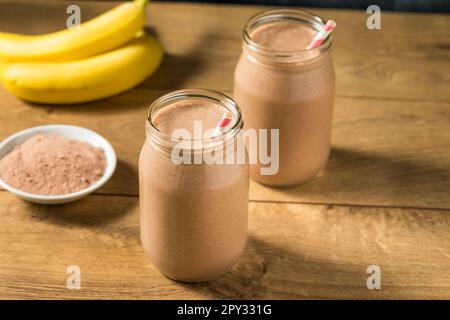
0,34,163,104
0,0,148,62
0,33,35,41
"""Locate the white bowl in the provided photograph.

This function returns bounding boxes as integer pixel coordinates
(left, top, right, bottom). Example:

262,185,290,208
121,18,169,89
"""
0,124,117,204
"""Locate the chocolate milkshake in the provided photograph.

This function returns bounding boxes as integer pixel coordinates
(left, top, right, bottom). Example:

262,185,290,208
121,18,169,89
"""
139,89,249,282
234,10,335,186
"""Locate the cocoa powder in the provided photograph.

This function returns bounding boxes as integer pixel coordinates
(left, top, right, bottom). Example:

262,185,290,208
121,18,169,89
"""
0,134,106,195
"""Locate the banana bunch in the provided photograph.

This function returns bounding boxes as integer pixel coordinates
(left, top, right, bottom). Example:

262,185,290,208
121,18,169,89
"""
0,0,163,104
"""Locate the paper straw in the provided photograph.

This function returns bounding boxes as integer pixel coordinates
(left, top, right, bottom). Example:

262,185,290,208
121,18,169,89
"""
212,112,232,138
306,20,336,50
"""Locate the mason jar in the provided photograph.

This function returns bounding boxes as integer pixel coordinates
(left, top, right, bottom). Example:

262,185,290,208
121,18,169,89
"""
234,9,335,186
139,89,249,282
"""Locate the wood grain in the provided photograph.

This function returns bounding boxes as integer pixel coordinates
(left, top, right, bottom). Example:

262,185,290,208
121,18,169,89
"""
0,192,448,299
0,0,449,299
0,1,449,210
1,1,449,99
2,93,449,209
251,97,450,209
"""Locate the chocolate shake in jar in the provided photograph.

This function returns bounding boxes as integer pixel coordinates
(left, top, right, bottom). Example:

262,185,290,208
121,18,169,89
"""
234,10,335,186
139,89,249,282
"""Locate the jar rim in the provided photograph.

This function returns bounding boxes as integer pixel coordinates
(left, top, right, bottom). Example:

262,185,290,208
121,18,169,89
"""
242,9,332,62
147,89,243,144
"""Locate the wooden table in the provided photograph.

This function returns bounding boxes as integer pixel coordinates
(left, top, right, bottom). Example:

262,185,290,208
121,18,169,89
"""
0,0,449,299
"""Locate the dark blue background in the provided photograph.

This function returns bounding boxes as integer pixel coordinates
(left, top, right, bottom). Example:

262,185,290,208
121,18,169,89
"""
160,0,450,13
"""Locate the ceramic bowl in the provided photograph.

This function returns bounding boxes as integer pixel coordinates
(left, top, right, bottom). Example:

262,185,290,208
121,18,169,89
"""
0,124,116,204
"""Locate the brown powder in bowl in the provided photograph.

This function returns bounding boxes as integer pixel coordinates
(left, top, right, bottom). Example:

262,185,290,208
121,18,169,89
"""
0,134,106,195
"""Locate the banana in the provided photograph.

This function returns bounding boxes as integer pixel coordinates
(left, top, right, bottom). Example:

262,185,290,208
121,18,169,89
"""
0,34,163,104
0,0,148,62
0,33,35,42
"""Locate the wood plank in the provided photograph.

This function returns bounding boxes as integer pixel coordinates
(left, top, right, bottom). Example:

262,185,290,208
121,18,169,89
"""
0,1,449,100
147,3,450,100
0,192,448,299
2,92,449,209
251,96,450,209
0,0,448,301
1,1,449,209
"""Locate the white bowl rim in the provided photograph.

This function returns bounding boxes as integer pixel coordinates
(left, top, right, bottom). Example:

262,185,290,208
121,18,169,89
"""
0,124,117,201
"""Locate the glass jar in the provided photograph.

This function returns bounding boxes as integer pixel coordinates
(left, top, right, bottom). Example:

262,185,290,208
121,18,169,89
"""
233,9,335,186
139,89,249,282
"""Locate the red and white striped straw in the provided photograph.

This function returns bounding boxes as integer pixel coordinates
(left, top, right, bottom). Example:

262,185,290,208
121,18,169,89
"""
212,112,232,138
306,20,336,50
